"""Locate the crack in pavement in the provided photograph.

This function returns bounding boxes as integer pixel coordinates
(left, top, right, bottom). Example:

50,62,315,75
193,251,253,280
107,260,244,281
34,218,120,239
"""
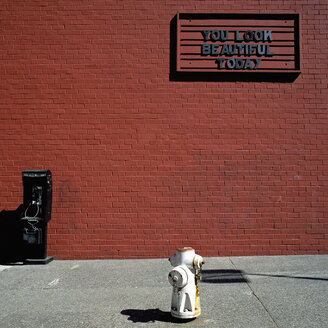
229,258,280,328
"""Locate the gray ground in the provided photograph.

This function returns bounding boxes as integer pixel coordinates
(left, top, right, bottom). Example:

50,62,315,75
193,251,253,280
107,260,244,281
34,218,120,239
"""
0,255,327,327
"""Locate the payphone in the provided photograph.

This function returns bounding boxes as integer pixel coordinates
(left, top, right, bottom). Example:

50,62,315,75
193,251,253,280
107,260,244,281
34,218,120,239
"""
20,170,53,264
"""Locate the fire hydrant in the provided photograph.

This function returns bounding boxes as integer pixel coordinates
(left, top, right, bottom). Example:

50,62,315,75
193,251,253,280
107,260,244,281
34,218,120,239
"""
168,247,204,319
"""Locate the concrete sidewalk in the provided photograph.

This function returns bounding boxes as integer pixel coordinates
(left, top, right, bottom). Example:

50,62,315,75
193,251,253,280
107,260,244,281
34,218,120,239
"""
0,255,327,328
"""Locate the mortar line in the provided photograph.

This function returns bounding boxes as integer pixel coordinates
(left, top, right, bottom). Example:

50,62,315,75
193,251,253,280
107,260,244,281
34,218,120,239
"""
229,257,280,328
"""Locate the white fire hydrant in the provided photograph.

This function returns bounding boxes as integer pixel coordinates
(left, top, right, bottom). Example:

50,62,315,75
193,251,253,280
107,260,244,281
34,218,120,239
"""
168,247,204,319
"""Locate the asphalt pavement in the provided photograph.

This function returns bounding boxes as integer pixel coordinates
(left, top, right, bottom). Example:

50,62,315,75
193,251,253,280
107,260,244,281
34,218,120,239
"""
0,254,327,328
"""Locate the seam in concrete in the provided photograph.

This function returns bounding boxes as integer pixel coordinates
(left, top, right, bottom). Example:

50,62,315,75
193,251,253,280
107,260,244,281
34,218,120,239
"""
229,258,280,328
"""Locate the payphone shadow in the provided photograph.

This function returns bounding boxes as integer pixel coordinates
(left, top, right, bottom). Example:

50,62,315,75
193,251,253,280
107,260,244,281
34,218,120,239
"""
0,206,24,264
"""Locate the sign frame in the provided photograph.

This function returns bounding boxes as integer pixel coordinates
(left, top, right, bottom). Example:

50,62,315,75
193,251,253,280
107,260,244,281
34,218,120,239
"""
176,13,300,76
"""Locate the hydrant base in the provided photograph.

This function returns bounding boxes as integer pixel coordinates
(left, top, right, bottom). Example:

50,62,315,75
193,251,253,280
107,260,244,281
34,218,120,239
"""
171,309,201,320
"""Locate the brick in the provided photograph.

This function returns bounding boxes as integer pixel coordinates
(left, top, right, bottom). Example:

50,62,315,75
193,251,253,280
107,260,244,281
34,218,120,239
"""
1,0,327,259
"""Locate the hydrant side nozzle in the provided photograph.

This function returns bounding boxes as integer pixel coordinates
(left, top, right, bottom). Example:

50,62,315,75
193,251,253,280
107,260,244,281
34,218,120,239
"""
168,266,188,288
193,254,204,270
169,253,177,267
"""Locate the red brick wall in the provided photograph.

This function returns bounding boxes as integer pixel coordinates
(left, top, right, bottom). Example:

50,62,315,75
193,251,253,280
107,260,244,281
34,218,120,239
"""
0,0,327,259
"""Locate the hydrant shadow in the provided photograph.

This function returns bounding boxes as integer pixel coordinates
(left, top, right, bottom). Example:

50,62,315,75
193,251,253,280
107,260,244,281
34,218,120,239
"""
200,269,249,284
121,308,196,324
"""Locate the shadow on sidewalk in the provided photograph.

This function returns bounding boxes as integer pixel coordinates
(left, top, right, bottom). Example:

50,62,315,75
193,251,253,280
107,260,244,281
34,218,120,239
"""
200,269,328,283
247,273,328,282
200,269,249,284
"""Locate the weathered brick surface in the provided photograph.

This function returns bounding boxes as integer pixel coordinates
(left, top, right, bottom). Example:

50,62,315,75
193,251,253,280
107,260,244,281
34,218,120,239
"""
0,1,327,259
